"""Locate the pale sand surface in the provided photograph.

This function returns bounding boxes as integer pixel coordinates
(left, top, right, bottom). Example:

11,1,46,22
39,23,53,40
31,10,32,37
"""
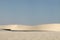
0,23,60,31
0,23,60,40
0,31,60,40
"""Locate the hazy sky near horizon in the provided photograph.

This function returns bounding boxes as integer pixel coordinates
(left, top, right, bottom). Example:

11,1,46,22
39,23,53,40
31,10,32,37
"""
0,0,60,25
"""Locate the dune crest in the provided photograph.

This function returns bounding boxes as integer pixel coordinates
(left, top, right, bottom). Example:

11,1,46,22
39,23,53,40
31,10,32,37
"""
36,23,60,31
0,23,60,31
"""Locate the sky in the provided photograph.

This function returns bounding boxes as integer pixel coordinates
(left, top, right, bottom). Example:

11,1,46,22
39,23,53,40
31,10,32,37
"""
0,0,60,25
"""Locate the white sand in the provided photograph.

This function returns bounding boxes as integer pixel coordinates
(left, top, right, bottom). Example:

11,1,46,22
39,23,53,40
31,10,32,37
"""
0,31,60,40
36,23,60,31
0,23,60,31
0,23,60,40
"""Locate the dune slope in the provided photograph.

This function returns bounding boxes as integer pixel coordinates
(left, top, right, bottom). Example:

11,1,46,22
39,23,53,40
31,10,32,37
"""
0,23,60,31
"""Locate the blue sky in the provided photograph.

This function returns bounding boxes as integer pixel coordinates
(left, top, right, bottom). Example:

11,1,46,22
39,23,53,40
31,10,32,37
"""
0,0,60,25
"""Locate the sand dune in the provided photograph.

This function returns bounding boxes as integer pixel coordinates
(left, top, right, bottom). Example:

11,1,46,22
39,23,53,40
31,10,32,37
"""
0,23,60,31
36,24,60,31
0,24,60,40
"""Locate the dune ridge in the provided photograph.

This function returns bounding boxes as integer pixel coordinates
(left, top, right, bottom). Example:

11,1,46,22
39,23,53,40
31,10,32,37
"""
0,23,60,31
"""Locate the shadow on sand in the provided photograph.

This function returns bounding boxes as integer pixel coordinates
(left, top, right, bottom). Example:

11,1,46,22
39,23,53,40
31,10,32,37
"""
2,29,54,32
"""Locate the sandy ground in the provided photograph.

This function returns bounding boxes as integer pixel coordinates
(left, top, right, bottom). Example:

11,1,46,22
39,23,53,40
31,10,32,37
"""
0,31,60,40
0,23,60,40
0,23,60,31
